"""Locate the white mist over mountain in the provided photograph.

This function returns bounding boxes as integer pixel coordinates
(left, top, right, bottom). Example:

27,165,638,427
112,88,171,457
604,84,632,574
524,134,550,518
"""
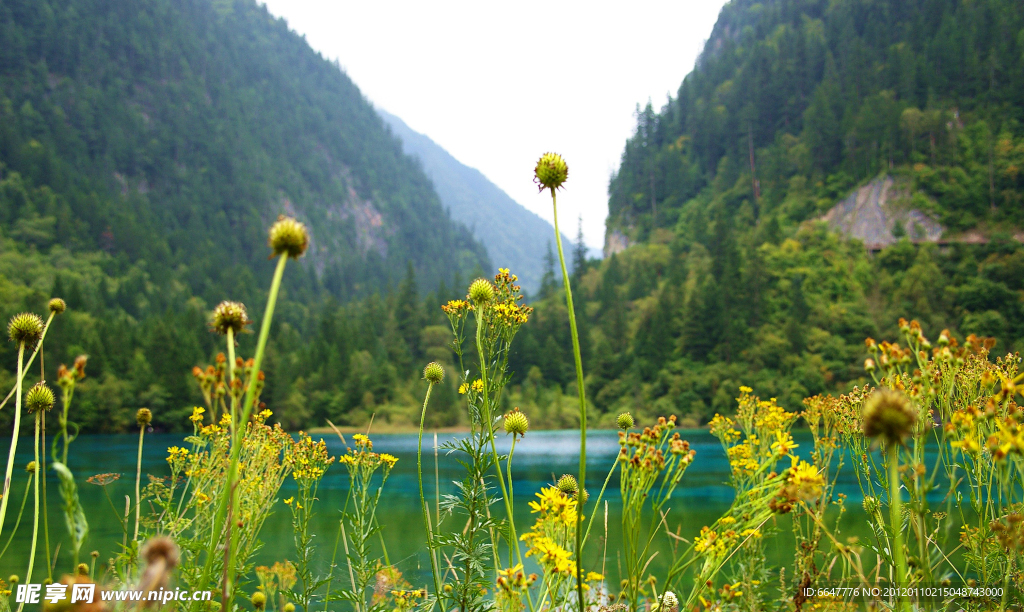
258,0,727,250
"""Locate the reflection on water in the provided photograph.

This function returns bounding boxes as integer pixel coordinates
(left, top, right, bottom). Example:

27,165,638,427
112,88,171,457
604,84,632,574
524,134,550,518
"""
0,429,871,586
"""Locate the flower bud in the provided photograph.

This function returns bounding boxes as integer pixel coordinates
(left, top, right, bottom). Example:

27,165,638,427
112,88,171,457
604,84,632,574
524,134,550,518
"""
534,152,569,191
268,215,309,259
616,412,634,430
468,278,495,305
25,382,54,414
251,591,266,609
77,563,89,576
504,408,529,437
862,388,916,446
48,298,66,315
423,362,444,385
557,474,579,495
137,408,152,427
210,301,251,336
8,575,17,585
8,312,44,347
26,461,36,474
864,358,876,373
283,604,296,612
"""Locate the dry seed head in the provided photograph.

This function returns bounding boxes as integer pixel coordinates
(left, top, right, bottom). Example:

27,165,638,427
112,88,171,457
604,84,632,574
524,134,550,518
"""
268,215,309,259
210,301,251,336
8,312,44,347
48,298,66,315
617,412,634,430
137,408,152,427
534,152,569,191
468,278,495,305
25,382,54,414
504,408,529,437
557,474,579,495
862,388,916,445
423,362,445,385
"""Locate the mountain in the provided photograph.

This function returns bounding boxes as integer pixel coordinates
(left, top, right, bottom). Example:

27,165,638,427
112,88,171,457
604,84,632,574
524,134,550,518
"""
497,0,1024,426
0,0,489,430
378,109,571,293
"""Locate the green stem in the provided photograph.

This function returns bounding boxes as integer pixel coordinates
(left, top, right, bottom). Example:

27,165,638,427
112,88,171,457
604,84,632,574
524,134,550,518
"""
227,327,236,436
506,436,518,568
549,186,588,611
19,412,41,612
134,424,145,542
888,444,909,612
0,478,32,560
0,342,27,540
200,254,289,607
474,310,533,612
0,312,55,415
41,410,50,580
417,383,444,612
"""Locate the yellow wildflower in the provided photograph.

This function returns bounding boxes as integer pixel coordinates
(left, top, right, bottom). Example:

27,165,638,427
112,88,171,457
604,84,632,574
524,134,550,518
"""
189,406,205,423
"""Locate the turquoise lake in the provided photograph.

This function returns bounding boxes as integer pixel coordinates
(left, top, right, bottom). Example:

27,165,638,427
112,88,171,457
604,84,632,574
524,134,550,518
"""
0,429,873,589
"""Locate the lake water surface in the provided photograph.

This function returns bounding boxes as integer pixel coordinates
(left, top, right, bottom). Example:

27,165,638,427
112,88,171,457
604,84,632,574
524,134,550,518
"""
0,429,871,587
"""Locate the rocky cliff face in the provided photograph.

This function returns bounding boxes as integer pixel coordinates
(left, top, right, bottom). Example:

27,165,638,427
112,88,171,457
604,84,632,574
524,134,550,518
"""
821,176,943,248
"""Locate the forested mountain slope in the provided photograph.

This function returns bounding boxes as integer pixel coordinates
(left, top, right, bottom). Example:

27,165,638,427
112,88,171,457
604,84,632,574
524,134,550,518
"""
498,0,1024,426
0,0,488,430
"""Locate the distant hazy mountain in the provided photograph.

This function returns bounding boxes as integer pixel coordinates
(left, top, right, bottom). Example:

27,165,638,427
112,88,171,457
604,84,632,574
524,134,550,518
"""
379,109,570,293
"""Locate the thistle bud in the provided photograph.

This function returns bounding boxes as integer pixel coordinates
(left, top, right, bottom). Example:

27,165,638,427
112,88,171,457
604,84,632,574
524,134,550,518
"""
77,563,89,576
268,215,309,259
616,412,634,430
423,362,445,385
251,591,266,609
862,388,916,446
534,152,569,191
26,461,36,473
283,604,296,612
137,408,152,427
8,312,44,347
503,408,529,437
210,301,251,336
25,382,54,414
48,298,66,315
468,278,495,305
8,575,17,585
557,474,578,495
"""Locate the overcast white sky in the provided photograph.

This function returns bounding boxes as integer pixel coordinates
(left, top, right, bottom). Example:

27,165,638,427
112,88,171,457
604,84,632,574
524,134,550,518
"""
259,0,728,250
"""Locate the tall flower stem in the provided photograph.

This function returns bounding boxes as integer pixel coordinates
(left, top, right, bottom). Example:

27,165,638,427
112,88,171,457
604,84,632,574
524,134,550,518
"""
417,382,444,612
0,342,27,539
200,254,289,606
226,327,236,435
888,444,909,612
133,423,145,542
548,186,588,611
20,412,41,612
474,311,534,612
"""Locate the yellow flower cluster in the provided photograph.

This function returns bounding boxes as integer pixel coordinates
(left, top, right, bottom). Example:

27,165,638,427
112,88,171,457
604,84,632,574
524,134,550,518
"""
458,379,485,395
441,299,473,317
527,485,579,528
336,434,397,472
694,525,737,558
491,299,531,326
709,413,740,443
524,536,575,575
190,406,205,424
166,446,189,464
786,460,825,502
726,438,760,478
291,432,335,483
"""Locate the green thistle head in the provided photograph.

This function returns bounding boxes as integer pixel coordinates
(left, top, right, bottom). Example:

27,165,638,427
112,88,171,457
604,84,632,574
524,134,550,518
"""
268,215,309,259
534,152,569,192
210,301,251,336
862,388,916,445
616,412,634,430
25,382,54,414
25,461,36,474
504,408,529,437
468,278,494,305
283,604,296,612
423,362,444,385
251,592,266,610
557,474,578,495
48,298,66,315
137,408,153,427
8,312,44,347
